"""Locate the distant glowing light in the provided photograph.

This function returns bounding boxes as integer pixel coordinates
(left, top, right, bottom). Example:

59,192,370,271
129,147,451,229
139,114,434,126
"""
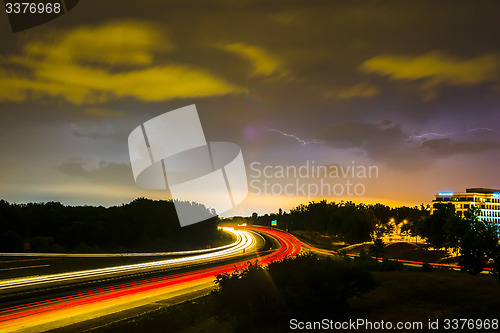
243,126,259,141
438,192,454,196
271,220,277,226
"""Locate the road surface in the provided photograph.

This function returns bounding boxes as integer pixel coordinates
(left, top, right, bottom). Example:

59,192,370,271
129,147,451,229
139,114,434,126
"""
0,226,301,332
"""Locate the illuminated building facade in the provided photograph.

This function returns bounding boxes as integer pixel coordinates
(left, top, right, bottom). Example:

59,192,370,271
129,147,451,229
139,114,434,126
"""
432,188,500,223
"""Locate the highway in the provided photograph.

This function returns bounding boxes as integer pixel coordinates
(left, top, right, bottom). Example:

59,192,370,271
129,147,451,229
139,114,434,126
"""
0,227,254,295
0,226,301,332
299,236,495,273
0,240,240,258
0,224,489,332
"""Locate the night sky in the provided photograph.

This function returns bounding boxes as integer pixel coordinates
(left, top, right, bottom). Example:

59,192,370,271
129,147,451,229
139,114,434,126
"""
1,0,500,216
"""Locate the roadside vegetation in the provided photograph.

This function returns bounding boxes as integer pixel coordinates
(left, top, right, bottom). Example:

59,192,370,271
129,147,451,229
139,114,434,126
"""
90,254,378,332
232,200,500,280
213,254,377,332
90,254,500,333
413,203,500,277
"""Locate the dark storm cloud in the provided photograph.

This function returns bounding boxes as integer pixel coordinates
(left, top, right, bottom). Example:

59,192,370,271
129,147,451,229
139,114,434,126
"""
316,120,500,170
2,0,499,121
421,138,500,157
315,121,426,170
317,121,408,160
2,0,500,207
71,125,127,140
317,121,405,149
56,160,133,185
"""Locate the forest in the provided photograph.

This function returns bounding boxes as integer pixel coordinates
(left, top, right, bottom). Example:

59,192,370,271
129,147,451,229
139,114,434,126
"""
248,200,430,243
0,198,225,253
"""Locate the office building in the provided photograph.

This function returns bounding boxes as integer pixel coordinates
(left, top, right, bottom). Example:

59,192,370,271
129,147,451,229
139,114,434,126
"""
432,188,500,223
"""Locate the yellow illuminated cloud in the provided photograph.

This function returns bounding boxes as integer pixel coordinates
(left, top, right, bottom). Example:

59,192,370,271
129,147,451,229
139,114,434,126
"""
359,51,500,85
27,62,239,104
0,21,241,105
220,42,282,76
23,21,170,67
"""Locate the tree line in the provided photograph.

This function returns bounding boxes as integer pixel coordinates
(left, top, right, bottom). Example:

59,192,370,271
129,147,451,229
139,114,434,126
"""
246,200,429,244
0,198,225,253
245,200,499,276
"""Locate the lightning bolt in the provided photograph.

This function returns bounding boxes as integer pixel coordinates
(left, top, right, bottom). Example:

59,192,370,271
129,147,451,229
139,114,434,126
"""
409,127,499,141
410,132,455,140
266,128,323,145
467,127,500,134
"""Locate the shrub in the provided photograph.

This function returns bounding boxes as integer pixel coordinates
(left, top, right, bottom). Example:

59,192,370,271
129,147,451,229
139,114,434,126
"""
213,254,377,332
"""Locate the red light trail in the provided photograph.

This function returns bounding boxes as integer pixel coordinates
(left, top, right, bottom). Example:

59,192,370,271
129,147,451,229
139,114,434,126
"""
0,225,490,332
0,226,300,332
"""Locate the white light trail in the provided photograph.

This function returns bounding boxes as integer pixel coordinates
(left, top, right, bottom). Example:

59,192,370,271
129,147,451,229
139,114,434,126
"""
0,227,257,293
0,240,238,258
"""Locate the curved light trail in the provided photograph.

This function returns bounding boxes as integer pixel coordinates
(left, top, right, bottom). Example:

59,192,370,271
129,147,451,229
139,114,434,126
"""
298,235,494,272
2,225,490,333
0,227,255,294
0,226,301,332
0,235,241,258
